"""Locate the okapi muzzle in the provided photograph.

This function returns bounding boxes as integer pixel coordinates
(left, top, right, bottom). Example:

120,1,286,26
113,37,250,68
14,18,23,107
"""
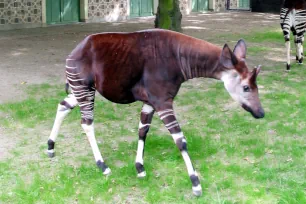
239,66,265,119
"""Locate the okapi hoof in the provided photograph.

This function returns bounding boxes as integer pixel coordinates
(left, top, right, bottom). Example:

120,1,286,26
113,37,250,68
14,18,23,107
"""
286,64,291,71
47,150,55,158
135,162,146,178
96,160,111,175
298,58,303,64
47,139,55,158
137,171,146,178
103,168,112,176
192,185,202,197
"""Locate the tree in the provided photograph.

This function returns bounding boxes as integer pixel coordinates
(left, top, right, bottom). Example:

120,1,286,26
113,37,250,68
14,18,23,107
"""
154,0,182,32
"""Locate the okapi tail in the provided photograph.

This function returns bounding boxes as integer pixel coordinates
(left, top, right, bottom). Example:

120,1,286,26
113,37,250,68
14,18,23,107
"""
65,79,70,95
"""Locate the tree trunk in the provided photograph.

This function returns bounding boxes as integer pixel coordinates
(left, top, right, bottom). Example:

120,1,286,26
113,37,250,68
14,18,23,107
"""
154,0,182,32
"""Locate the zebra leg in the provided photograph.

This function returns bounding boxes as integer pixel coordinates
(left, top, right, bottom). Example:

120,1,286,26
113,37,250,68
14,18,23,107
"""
156,104,202,196
280,8,292,70
301,36,304,60
47,94,78,158
285,38,291,70
295,35,303,64
76,87,111,175
298,35,304,64
135,104,155,178
294,34,299,62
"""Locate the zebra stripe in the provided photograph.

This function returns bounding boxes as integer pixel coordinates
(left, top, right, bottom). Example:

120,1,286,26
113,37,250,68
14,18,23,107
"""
280,7,306,69
280,8,306,41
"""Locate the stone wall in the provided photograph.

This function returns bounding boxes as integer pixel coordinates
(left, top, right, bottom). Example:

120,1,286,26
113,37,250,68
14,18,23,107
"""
88,0,128,22
0,0,42,27
179,0,190,14
215,0,227,11
229,0,238,9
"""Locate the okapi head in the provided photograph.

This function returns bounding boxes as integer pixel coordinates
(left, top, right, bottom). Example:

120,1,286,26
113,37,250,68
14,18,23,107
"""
219,39,265,119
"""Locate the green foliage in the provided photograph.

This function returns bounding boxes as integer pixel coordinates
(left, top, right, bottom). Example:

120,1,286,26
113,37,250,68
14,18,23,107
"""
155,0,182,31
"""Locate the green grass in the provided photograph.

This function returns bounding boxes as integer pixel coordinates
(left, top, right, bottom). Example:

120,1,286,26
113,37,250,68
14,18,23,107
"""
247,46,271,55
244,29,284,43
1,29,306,203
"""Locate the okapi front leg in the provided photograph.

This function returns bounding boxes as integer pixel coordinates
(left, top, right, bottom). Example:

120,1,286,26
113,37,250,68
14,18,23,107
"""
135,104,154,178
47,94,78,157
157,108,202,196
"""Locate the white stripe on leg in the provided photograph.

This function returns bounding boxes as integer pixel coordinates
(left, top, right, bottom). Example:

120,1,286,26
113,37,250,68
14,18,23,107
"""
181,151,196,176
142,104,154,113
49,94,78,142
286,41,291,66
136,140,146,177
136,140,144,165
138,121,150,129
49,105,71,142
171,132,195,175
81,123,111,175
297,43,302,60
82,123,103,162
171,132,184,142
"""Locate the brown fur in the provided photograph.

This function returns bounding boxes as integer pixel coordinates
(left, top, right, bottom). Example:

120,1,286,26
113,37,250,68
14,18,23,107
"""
67,29,258,109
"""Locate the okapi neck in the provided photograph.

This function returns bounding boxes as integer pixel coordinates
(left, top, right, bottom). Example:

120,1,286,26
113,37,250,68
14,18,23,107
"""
178,41,222,81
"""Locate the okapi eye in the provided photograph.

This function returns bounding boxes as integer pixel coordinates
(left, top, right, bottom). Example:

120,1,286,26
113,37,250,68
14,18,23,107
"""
243,85,250,92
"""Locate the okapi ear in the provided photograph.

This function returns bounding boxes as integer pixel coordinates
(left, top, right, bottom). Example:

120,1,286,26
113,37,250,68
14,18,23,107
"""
220,44,238,68
233,39,247,59
250,65,261,82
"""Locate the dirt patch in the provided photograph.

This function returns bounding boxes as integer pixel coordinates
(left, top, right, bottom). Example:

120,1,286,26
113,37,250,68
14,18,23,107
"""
114,160,127,168
117,135,136,144
0,126,16,161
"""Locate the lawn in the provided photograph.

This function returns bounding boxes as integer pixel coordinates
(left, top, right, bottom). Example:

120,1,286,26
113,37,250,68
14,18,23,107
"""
1,29,306,203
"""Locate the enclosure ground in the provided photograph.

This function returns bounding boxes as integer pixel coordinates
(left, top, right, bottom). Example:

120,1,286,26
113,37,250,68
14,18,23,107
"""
2,11,306,203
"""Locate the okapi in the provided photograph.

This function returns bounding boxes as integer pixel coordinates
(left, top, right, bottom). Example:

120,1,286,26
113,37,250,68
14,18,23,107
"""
280,0,306,70
47,29,265,196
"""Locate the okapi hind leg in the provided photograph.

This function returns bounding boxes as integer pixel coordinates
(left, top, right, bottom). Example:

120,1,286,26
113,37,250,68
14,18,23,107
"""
47,94,78,157
135,104,155,178
156,104,202,196
77,87,111,175
81,122,111,175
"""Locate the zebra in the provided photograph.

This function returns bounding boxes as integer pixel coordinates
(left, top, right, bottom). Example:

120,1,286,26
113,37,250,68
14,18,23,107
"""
280,0,306,70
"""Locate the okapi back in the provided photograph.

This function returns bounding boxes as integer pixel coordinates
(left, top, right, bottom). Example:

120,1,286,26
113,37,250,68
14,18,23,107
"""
67,29,222,104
